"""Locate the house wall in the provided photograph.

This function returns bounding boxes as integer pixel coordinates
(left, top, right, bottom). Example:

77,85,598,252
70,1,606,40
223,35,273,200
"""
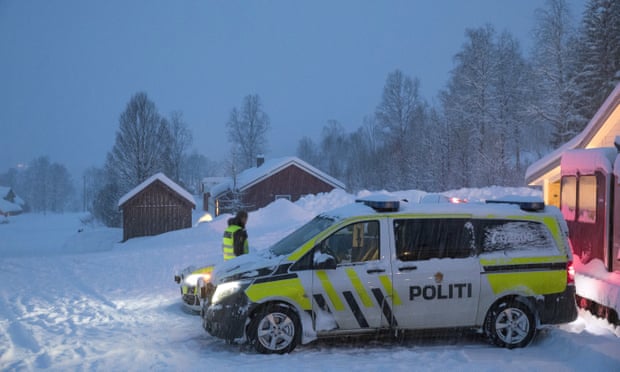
121,181,193,241
243,165,337,210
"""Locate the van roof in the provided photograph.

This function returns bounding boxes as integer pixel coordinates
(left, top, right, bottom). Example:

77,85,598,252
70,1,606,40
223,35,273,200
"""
321,198,558,221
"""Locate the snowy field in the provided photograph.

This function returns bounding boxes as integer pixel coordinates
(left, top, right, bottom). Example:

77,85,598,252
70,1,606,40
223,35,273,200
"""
1,188,619,371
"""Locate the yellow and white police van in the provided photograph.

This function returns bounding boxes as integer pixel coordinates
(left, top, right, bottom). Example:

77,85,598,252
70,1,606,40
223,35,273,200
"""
199,197,578,354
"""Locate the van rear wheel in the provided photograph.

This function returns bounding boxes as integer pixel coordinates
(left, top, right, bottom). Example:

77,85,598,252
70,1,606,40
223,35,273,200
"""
485,300,536,348
248,304,300,354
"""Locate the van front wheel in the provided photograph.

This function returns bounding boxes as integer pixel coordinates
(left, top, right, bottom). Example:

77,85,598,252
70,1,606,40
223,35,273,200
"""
248,304,300,354
485,300,536,348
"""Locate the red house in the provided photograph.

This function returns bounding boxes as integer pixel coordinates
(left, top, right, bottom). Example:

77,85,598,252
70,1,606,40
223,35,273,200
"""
206,157,345,216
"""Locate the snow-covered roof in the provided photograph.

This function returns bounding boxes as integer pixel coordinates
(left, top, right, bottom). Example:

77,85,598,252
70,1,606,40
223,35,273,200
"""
210,157,346,197
0,186,25,207
525,82,620,185
118,173,196,207
561,147,617,176
0,199,22,214
0,186,11,198
201,177,229,192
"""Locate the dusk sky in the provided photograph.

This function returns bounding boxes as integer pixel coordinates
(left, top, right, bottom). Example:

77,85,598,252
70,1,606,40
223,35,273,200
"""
0,0,586,178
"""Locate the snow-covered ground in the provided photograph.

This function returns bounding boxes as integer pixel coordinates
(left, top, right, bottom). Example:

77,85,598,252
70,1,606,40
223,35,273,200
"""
1,188,619,371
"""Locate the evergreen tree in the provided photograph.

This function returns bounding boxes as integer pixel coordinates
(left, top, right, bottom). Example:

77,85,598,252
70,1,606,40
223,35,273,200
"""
441,25,497,187
531,0,581,147
572,0,620,125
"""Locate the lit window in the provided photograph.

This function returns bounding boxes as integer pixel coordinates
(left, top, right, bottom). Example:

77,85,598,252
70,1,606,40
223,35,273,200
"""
578,176,597,223
561,176,577,221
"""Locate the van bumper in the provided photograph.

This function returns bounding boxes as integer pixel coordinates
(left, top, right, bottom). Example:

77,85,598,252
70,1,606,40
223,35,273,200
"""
537,285,578,325
202,292,255,342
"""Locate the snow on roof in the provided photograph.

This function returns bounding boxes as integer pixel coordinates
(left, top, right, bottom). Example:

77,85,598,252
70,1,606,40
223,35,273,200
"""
210,157,346,197
0,186,10,198
525,82,620,185
13,195,25,206
321,198,556,221
561,147,617,176
0,198,22,214
118,173,196,207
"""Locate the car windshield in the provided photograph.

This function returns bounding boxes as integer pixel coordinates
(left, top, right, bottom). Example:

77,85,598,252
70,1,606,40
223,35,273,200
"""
269,216,335,257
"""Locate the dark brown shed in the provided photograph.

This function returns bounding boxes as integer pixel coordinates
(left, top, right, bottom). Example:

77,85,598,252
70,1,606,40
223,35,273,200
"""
118,173,195,241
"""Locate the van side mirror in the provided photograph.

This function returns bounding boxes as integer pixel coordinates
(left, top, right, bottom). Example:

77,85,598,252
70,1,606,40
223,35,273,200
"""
313,252,337,270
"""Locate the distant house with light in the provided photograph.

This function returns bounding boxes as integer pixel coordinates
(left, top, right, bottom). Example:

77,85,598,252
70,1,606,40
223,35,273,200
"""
205,156,345,216
0,186,24,216
200,176,229,211
118,173,196,241
525,83,620,206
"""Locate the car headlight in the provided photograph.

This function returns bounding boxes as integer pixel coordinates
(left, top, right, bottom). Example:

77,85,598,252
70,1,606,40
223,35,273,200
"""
211,280,250,304
184,272,212,286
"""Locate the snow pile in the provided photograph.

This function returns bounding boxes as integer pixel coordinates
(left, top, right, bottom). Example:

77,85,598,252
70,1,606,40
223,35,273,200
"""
1,187,619,371
574,255,620,319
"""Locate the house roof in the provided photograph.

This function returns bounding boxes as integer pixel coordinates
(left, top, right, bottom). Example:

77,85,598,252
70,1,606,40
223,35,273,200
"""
210,156,346,197
0,186,25,206
0,199,22,214
118,172,196,208
0,186,10,198
525,82,620,186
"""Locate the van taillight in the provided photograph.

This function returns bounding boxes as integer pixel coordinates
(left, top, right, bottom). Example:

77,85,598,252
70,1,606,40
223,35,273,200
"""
567,261,575,285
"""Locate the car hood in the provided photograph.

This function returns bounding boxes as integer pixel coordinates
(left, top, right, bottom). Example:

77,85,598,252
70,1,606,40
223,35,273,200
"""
212,252,283,284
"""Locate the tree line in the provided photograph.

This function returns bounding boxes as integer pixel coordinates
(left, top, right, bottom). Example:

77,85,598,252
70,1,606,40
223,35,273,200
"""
298,0,620,191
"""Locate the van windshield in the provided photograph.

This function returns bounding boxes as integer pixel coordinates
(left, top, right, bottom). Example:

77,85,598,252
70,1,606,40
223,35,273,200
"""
269,216,335,257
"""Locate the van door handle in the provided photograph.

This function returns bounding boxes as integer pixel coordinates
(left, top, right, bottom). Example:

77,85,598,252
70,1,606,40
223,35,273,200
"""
366,269,385,274
398,266,417,272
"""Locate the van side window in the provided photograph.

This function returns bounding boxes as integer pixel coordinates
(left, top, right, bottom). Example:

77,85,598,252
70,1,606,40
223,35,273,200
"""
393,219,474,261
476,220,557,256
320,221,380,265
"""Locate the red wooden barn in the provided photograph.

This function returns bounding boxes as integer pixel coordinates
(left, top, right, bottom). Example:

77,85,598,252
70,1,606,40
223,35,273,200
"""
205,157,345,216
118,173,195,241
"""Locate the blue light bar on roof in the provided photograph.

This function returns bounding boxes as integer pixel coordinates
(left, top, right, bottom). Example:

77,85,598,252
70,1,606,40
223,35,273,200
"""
485,197,545,212
355,196,400,212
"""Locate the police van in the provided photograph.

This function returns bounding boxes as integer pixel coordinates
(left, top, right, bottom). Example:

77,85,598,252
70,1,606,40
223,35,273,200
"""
199,197,578,354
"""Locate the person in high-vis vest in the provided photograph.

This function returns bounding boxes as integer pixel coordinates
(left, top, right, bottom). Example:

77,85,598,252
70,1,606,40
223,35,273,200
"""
222,210,249,261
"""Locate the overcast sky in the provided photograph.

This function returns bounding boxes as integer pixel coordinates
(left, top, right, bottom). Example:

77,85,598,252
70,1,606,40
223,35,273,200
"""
0,0,586,178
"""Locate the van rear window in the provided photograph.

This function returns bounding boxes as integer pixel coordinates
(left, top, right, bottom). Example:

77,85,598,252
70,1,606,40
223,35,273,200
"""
476,220,558,257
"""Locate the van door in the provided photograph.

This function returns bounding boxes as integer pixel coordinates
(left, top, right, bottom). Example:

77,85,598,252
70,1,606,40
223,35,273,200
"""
389,218,481,329
310,219,396,331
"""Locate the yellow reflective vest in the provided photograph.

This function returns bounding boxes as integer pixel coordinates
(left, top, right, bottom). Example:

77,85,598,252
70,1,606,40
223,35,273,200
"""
222,225,249,261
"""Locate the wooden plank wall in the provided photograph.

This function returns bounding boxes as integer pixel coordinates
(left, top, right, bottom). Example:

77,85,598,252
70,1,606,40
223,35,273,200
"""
122,181,193,241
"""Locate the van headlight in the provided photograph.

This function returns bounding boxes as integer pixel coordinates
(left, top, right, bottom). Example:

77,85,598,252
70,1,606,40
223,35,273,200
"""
211,280,250,304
